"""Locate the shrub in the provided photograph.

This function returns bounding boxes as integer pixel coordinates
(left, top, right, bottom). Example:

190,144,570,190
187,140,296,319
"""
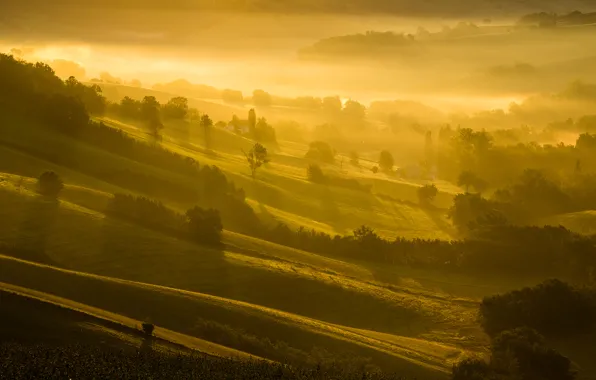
37,171,64,198
417,184,438,205
141,323,155,336
452,327,576,380
306,164,328,184
305,141,335,163
480,279,596,337
378,150,394,172
186,207,223,246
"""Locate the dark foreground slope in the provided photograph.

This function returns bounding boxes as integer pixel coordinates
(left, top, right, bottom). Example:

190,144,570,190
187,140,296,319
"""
0,290,412,380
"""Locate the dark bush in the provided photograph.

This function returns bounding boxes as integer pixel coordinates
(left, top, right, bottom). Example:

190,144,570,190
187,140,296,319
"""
306,164,328,184
186,207,223,246
451,327,576,380
141,323,155,336
305,141,335,163
480,279,596,337
37,171,64,198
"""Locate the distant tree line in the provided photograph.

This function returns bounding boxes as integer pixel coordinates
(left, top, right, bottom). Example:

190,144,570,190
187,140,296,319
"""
263,224,596,282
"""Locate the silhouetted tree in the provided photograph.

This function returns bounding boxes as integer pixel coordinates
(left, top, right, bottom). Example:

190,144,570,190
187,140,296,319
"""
186,207,223,246
118,96,142,119
306,164,328,184
349,151,360,167
322,96,342,115
141,96,163,140
248,108,257,136
255,117,277,144
378,150,394,172
244,143,270,179
37,172,64,198
221,89,244,104
200,114,213,149
162,96,188,119
252,89,272,107
305,141,335,163
458,171,487,193
342,100,366,122
417,184,438,206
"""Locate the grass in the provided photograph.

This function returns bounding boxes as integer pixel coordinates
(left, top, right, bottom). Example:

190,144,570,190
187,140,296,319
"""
98,115,457,240
0,254,462,378
0,108,482,376
0,177,481,375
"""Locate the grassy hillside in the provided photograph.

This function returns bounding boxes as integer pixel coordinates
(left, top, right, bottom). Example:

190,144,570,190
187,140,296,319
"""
0,285,247,358
0,254,472,377
97,115,457,240
0,175,483,374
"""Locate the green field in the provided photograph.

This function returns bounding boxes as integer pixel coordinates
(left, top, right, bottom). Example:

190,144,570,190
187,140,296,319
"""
0,173,484,376
0,89,487,378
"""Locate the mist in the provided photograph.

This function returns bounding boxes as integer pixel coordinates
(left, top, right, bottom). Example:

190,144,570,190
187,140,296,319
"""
3,3,596,380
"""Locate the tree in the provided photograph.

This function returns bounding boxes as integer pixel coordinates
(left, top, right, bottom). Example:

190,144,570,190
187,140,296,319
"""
458,171,477,193
458,171,489,194
342,100,366,122
252,89,272,107
244,143,270,179
119,96,141,119
255,117,277,144
424,131,434,166
378,150,394,172
417,184,438,205
141,96,163,139
448,193,497,234
186,207,223,246
162,96,188,119
38,171,64,198
221,89,244,104
200,114,213,149
248,108,257,136
306,164,327,184
322,96,342,115
349,151,360,167
305,141,335,163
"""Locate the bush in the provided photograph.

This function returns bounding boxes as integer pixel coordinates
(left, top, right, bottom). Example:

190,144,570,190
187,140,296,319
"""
306,164,328,184
417,184,438,205
480,279,596,337
141,323,155,336
186,207,223,246
37,171,64,198
452,327,576,380
305,141,335,163
379,150,394,172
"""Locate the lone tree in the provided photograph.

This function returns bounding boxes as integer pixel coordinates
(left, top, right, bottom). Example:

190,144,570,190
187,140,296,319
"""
38,171,64,198
458,171,488,194
141,322,155,336
244,143,270,179
379,150,394,172
349,151,360,167
200,114,213,149
248,108,257,136
141,96,163,140
417,184,438,205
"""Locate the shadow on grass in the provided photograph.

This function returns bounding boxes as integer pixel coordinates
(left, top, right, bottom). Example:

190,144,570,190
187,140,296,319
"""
12,195,60,266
